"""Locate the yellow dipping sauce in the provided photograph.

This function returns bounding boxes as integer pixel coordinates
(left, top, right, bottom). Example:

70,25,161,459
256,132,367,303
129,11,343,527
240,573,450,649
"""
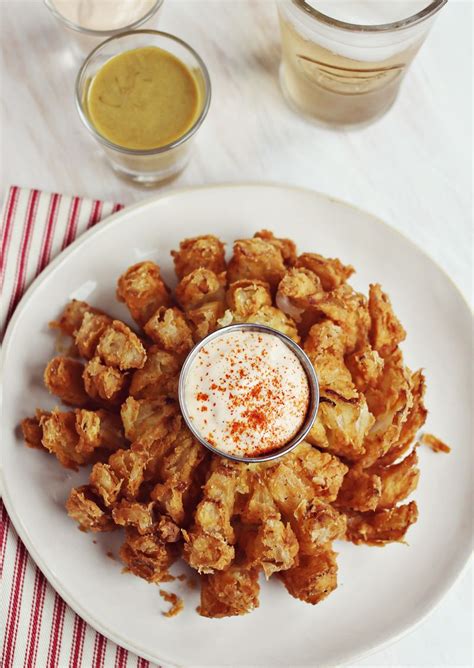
86,46,200,150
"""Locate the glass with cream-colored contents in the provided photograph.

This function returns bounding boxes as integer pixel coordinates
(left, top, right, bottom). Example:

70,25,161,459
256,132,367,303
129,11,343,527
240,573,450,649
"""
277,0,447,127
76,31,211,185
179,324,319,463
44,0,164,55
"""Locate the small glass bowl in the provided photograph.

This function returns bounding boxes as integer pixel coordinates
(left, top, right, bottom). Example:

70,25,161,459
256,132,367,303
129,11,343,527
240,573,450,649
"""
178,323,320,464
75,30,211,185
44,0,164,56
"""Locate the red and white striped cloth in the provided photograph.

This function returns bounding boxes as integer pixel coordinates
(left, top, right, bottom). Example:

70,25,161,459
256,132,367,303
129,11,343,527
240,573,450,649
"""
0,186,159,668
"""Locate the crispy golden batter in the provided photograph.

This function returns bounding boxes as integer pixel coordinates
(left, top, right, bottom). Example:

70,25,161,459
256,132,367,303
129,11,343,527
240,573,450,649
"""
369,284,406,357
293,500,346,554
116,261,172,327
95,410,127,450
24,229,443,618
245,306,300,341
74,409,102,455
345,344,384,393
107,449,148,500
187,301,225,341
372,450,419,509
295,253,354,291
172,235,226,280
279,545,338,605
37,408,125,469
120,396,180,446
345,502,418,546
40,410,89,469
276,267,324,324
83,356,128,404
199,567,260,618
304,321,357,400
144,307,193,354
90,462,122,507
121,399,181,483
379,370,427,466
151,427,207,524
312,284,370,354
112,500,156,534
308,394,374,461
120,528,175,583
244,517,299,578
220,304,300,343
112,500,181,543
228,237,286,291
96,320,146,370
184,461,249,573
239,477,278,524
336,468,382,513
265,453,346,554
44,357,89,407
239,481,299,577
176,268,226,311
21,415,45,450
156,516,182,544
75,312,112,359
226,279,272,317
290,443,348,503
49,299,103,336
254,230,297,266
66,486,115,532
129,346,180,400
360,350,414,468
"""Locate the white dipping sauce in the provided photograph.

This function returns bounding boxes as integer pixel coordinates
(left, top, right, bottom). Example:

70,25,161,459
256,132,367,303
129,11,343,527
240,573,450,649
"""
50,0,157,31
184,330,310,458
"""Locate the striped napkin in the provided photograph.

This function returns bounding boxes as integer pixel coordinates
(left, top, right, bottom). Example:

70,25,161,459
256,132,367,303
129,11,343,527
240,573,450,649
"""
0,186,159,668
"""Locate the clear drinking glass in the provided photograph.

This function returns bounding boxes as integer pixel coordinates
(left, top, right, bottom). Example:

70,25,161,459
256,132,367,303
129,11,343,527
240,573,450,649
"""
44,0,164,56
75,31,211,185
277,0,447,127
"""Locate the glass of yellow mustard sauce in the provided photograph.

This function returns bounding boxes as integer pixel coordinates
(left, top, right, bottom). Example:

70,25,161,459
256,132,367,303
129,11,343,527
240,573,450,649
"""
75,31,211,185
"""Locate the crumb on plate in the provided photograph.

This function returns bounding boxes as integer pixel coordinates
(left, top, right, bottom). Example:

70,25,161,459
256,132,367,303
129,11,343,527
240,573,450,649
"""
159,589,184,617
420,433,451,453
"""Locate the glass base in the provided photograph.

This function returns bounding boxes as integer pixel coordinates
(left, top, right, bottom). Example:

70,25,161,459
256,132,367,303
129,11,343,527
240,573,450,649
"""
104,151,191,187
110,163,187,187
278,64,398,131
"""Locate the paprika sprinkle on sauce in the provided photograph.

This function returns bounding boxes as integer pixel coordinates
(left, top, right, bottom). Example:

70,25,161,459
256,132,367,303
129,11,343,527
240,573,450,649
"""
183,330,310,458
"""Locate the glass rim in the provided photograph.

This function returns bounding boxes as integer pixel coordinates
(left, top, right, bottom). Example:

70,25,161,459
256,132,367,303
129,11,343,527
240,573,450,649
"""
178,323,320,464
288,0,447,32
75,30,212,156
44,0,164,36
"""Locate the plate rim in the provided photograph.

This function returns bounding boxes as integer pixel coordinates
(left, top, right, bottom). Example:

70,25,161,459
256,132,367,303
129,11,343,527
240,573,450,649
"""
1,182,472,667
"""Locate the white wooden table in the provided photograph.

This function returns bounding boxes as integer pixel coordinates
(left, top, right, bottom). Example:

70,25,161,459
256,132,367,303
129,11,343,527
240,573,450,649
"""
1,1,472,665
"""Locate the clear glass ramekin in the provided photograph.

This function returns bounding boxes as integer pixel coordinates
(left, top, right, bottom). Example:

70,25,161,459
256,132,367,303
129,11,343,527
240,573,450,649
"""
178,323,320,464
75,30,211,186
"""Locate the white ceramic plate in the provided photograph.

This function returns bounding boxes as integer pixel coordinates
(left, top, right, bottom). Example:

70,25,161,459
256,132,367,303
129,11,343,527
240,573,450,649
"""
1,184,472,667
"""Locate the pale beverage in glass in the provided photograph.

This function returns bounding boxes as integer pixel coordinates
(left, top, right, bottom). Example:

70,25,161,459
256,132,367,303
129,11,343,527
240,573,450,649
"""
277,0,447,127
